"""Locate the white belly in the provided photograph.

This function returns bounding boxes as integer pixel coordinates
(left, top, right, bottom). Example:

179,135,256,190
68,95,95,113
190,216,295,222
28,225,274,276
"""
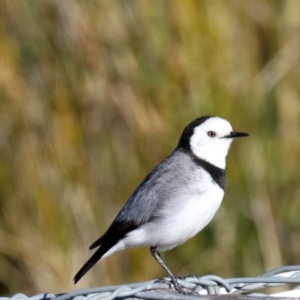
124,183,224,251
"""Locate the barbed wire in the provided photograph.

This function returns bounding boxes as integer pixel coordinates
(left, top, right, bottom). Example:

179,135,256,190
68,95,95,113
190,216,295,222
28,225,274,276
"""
1,265,300,300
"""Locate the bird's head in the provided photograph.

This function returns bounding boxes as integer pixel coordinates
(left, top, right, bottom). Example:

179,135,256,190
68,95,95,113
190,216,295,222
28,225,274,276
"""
178,116,249,169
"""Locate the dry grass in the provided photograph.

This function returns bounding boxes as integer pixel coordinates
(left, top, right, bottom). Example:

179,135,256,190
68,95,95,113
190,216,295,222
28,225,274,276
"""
0,0,300,295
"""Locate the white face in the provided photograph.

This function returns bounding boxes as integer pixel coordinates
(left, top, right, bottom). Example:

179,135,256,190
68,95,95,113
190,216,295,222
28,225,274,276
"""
189,117,234,169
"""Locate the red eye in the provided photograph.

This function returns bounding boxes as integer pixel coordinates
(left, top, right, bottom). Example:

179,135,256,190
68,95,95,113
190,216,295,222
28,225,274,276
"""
207,131,216,138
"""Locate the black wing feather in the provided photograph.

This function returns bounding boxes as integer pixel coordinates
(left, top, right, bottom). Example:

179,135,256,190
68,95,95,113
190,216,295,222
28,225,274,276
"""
89,220,138,249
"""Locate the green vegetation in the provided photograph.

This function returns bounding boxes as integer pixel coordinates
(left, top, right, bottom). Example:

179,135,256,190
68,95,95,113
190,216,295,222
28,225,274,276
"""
0,0,300,295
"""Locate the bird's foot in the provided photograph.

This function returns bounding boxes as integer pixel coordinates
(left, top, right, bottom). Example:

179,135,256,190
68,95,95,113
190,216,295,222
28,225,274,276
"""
172,277,199,295
172,280,196,295
154,277,172,289
155,277,196,295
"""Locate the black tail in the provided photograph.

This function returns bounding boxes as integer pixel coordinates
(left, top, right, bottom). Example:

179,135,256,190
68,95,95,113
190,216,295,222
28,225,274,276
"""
73,245,108,284
74,220,138,283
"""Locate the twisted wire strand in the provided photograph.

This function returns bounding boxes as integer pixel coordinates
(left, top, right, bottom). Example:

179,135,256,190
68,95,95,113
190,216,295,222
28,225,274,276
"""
2,265,300,300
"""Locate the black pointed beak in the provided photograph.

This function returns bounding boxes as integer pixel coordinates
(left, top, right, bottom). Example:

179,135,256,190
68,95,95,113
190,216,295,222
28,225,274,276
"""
222,131,249,139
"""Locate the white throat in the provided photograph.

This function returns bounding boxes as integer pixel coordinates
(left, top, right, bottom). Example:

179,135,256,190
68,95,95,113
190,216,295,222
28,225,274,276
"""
190,139,232,169
190,144,227,169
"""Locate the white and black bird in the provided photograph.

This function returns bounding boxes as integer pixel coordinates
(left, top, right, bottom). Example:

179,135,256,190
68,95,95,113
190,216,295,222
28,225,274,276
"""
74,116,248,293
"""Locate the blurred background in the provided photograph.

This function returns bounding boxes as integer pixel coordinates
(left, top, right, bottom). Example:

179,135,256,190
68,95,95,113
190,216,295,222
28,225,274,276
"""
0,0,300,296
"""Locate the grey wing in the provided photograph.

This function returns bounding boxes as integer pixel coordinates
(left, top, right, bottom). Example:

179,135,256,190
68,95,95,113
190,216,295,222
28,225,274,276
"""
90,149,192,249
115,152,179,225
111,149,193,224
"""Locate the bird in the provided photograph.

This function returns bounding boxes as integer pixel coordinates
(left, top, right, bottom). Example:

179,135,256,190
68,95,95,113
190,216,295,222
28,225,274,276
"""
73,116,249,294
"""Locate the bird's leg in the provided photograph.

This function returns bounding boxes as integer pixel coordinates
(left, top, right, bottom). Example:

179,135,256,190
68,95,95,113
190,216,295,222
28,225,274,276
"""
150,247,186,294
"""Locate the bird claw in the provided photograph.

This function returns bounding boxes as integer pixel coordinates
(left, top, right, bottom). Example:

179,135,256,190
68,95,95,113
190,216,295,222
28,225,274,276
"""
154,277,172,288
155,277,196,295
173,283,196,295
